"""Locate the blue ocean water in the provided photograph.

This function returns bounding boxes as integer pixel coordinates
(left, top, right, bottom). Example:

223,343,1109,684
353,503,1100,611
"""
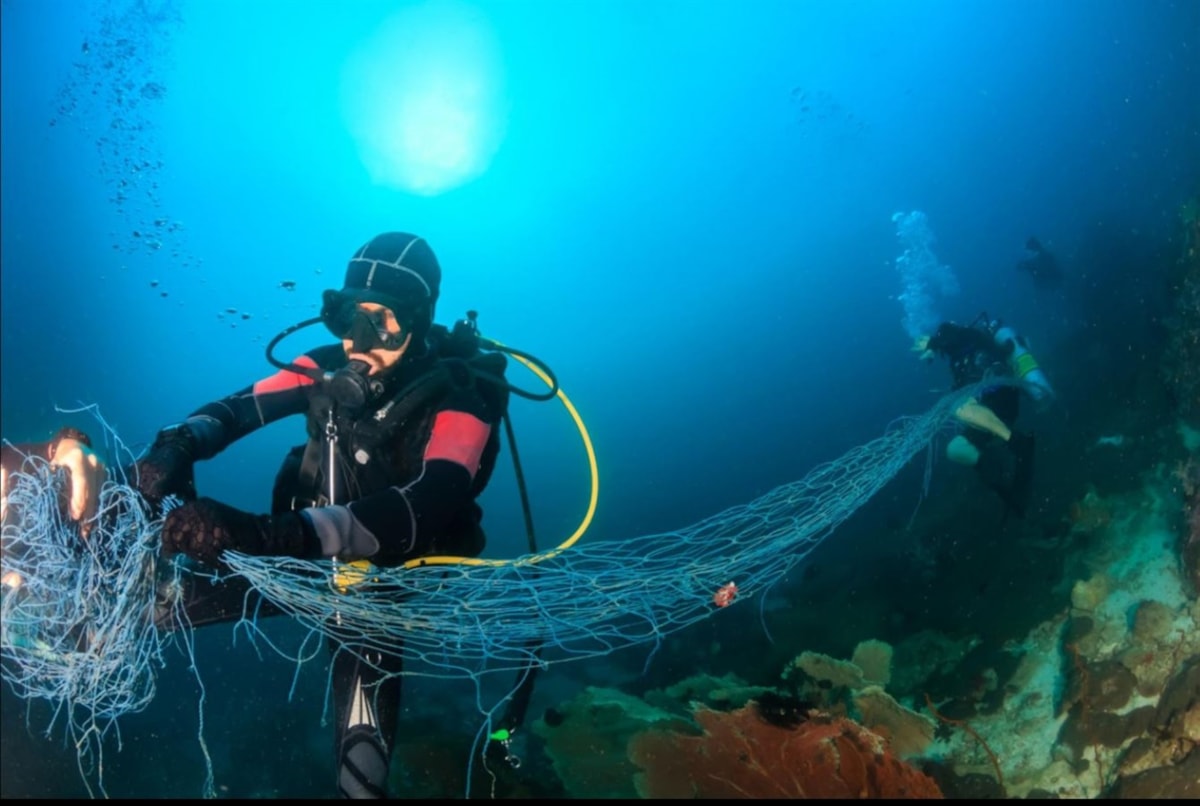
2,0,1197,798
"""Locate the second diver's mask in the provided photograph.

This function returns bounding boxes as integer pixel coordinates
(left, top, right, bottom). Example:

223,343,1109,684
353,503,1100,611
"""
321,289,411,353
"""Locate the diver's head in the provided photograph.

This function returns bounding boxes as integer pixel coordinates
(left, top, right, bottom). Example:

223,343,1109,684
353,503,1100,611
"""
321,232,442,374
1025,236,1042,252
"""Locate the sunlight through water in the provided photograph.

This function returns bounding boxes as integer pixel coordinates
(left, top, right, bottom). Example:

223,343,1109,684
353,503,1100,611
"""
340,0,507,196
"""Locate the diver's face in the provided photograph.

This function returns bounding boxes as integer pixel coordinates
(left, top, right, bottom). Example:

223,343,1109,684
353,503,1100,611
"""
342,302,411,375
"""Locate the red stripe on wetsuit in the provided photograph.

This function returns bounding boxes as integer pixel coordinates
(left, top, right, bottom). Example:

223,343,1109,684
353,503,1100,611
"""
424,411,491,479
253,355,318,395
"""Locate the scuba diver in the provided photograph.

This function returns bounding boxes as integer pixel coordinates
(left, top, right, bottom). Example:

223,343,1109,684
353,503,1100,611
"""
915,313,1054,517
1016,236,1062,289
2,232,552,798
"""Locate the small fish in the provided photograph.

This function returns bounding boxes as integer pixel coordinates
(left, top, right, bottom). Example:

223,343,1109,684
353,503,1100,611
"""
226,308,238,314
149,280,159,288
279,280,296,291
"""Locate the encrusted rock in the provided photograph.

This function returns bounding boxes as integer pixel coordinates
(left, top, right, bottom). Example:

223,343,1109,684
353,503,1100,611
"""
1106,745,1200,798
1059,703,1155,753
1063,615,1094,645
1131,600,1175,644
1070,575,1109,612
1154,655,1200,740
1086,659,1138,712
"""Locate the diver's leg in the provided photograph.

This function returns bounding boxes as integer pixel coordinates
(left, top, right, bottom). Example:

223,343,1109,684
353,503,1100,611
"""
974,433,1035,517
331,638,403,799
945,434,981,465
954,398,1012,442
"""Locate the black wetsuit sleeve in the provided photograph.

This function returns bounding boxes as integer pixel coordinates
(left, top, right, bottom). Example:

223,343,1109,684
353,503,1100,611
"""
160,349,337,459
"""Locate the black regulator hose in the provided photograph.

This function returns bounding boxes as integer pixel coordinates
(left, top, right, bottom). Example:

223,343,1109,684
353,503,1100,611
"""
264,316,328,381
264,315,561,403
478,337,560,401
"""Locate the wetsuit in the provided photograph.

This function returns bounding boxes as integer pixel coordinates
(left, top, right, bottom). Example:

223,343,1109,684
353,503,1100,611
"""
926,321,1034,515
927,321,1017,426
145,340,508,798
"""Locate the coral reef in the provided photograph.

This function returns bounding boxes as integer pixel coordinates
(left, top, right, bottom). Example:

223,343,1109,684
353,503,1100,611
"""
1106,656,1200,797
781,643,936,762
628,704,943,798
646,672,772,713
531,391,1200,800
1174,452,1200,594
530,686,689,798
784,649,866,690
851,638,894,686
853,686,935,759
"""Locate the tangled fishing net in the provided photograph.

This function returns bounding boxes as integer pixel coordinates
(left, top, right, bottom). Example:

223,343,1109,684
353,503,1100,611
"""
229,385,969,676
1,384,987,794
0,444,173,794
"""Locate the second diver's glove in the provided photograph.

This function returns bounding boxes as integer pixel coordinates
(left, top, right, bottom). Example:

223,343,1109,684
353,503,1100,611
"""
132,425,199,509
161,497,319,567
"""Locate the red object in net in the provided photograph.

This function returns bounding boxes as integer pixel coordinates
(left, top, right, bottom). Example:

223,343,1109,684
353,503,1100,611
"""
712,581,738,608
628,704,943,799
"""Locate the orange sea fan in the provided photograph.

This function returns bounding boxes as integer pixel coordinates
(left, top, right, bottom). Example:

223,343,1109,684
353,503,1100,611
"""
628,705,943,799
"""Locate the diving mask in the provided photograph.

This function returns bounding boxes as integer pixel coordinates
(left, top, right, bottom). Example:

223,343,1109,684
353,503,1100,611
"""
321,289,409,353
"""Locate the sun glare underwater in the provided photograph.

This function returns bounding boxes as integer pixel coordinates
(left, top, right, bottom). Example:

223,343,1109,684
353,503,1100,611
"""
341,1,508,196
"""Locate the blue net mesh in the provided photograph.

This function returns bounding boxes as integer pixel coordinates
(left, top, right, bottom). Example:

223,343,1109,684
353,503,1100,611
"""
226,385,969,674
1,451,169,794
1,385,980,794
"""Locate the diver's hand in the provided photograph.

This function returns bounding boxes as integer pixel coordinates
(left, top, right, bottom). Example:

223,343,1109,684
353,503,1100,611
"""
50,436,107,537
132,427,198,509
162,497,314,567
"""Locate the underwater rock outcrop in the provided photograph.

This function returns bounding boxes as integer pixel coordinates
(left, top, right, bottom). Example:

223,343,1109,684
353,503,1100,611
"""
1176,454,1200,595
1106,656,1200,797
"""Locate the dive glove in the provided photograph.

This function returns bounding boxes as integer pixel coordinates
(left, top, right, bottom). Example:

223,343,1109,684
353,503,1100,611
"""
161,497,318,567
133,425,198,508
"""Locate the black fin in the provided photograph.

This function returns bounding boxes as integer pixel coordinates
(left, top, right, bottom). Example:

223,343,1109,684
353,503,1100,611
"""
975,432,1035,518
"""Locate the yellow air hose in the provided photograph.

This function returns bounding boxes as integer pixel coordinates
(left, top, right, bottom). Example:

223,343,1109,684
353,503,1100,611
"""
332,347,598,590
